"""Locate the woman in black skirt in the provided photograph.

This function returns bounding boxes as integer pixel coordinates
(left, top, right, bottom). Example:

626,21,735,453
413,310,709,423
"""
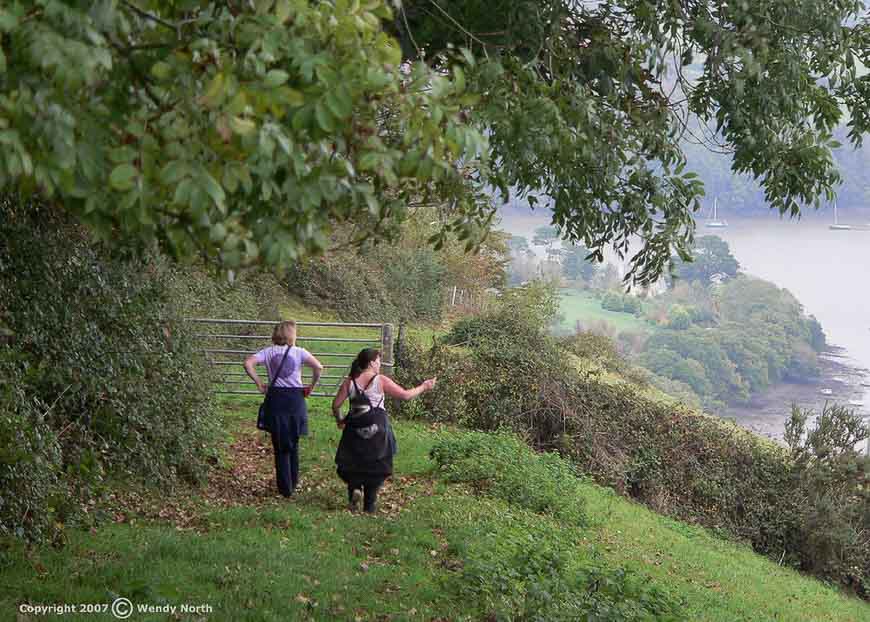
331,348,435,513
244,320,323,497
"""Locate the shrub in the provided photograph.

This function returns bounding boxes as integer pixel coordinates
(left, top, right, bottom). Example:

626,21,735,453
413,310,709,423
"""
0,196,217,541
450,516,683,622
601,291,625,312
284,246,448,323
784,403,870,596
666,305,692,329
430,431,586,525
285,253,400,322
0,354,63,542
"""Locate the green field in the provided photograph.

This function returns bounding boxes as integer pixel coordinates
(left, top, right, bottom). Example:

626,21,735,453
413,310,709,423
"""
558,289,652,335
3,397,868,621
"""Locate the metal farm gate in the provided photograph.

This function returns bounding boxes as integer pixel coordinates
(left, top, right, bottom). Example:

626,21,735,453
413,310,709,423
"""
188,318,393,398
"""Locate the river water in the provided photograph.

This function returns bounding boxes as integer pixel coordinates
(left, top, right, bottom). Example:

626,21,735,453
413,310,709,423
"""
711,209,870,450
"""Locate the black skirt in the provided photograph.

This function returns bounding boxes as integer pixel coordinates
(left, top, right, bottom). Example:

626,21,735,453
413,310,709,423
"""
267,387,308,452
335,407,396,478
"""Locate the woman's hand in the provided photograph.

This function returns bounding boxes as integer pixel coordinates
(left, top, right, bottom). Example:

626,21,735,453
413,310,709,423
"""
422,377,437,391
303,385,313,398
257,382,267,395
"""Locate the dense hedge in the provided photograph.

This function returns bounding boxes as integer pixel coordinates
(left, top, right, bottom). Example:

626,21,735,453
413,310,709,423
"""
395,285,870,598
0,197,218,542
285,246,445,323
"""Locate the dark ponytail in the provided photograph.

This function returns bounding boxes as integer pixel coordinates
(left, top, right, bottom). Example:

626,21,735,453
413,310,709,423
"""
350,348,380,379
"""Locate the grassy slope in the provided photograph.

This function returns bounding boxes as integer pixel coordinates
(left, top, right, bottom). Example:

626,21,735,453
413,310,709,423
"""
3,398,867,622
558,289,652,335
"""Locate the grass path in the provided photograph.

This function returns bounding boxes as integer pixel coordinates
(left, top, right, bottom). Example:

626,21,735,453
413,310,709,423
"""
3,398,868,621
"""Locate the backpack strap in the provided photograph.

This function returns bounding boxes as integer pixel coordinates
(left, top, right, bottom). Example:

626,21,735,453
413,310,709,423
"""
350,374,379,410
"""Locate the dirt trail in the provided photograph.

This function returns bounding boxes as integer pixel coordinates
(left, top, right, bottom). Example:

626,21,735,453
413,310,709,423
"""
108,423,433,530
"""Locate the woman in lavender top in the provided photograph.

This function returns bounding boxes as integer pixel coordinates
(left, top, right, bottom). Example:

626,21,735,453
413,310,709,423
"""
244,320,323,497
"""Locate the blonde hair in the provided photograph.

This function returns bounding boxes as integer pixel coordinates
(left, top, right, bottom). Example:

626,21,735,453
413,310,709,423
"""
271,320,297,346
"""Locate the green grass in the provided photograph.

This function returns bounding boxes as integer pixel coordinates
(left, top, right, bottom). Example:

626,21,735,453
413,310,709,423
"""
2,398,868,621
558,288,652,335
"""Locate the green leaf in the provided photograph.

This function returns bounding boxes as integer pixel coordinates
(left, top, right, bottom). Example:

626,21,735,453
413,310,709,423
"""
151,61,171,80
210,223,227,242
227,91,248,115
314,102,335,132
279,87,305,107
109,164,137,191
109,147,137,164
160,160,189,185
199,170,226,212
173,178,193,205
453,65,465,94
264,70,289,88
202,73,226,108
230,117,257,136
325,87,352,120
358,152,380,171
223,164,239,193
275,0,293,22
0,10,19,33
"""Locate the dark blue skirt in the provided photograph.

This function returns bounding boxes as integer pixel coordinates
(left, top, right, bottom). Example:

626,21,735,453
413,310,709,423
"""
267,387,308,452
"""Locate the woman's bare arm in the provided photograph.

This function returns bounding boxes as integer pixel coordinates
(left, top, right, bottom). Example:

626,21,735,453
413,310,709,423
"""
332,378,350,423
244,354,266,394
380,375,436,401
303,352,324,392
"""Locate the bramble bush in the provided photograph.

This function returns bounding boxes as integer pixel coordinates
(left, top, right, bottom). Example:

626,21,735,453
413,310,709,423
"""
0,196,218,543
396,284,870,598
430,431,586,525
284,246,445,323
447,512,683,622
784,403,870,595
455,532,683,622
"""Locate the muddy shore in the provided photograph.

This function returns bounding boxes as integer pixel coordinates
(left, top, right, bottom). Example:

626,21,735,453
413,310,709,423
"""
719,345,870,447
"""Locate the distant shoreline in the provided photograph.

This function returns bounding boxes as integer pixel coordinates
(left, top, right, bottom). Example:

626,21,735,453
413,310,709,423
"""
720,345,870,444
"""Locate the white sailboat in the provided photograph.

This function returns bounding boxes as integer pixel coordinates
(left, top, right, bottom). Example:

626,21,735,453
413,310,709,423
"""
705,197,728,228
829,202,852,230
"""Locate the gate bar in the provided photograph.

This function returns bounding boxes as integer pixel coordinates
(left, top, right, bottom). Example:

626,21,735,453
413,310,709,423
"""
187,318,384,328
208,361,391,368
196,334,380,343
203,348,357,358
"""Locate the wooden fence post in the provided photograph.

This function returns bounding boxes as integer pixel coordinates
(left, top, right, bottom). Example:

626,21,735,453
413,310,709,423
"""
381,323,394,367
395,322,405,368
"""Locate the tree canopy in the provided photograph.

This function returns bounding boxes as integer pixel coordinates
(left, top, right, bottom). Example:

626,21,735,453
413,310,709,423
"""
671,235,740,285
2,1,869,282
0,0,489,267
